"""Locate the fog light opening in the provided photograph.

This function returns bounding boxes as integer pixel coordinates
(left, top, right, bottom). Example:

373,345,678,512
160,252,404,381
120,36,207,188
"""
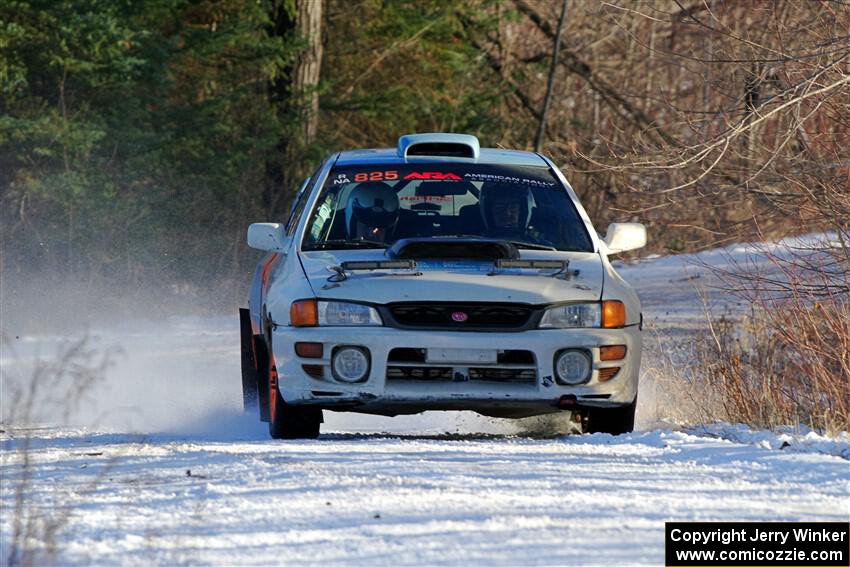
554,349,592,385
331,346,370,383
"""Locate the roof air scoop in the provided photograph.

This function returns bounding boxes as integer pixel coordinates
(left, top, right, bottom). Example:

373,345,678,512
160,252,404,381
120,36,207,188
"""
397,133,480,161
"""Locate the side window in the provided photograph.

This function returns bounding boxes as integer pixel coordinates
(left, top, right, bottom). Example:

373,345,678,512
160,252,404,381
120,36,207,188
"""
285,160,323,236
285,178,310,236
307,189,341,243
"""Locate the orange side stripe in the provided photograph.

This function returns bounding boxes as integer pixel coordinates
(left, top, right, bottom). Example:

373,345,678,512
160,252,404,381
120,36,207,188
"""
259,253,281,296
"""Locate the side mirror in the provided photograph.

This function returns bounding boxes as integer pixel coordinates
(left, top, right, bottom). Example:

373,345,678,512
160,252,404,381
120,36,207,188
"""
603,223,646,255
247,223,290,252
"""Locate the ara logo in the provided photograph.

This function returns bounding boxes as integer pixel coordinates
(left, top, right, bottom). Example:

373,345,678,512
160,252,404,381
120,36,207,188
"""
403,172,462,181
450,311,469,322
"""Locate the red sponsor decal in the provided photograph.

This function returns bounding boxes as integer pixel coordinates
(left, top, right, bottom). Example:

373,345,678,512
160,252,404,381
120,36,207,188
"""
354,171,399,182
403,172,462,181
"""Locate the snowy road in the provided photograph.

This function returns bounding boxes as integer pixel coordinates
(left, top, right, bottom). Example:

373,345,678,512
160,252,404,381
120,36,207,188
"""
3,426,847,565
2,237,849,565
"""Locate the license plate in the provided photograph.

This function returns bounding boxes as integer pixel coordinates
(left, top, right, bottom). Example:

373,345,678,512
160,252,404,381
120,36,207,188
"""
426,348,497,364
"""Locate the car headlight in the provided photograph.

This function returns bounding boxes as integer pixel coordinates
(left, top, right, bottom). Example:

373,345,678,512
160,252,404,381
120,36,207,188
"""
538,301,626,329
539,303,601,328
290,299,382,326
319,301,382,326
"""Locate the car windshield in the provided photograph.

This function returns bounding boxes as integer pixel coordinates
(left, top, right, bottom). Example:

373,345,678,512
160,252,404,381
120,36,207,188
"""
301,163,593,252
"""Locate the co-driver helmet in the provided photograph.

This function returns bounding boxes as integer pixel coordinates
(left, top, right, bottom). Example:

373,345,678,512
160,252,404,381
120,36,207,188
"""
479,182,533,232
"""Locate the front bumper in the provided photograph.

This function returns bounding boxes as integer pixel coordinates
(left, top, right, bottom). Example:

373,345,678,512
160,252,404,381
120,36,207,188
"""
271,325,641,417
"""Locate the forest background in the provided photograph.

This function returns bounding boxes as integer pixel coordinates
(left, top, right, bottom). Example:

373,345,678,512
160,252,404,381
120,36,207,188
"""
2,0,848,321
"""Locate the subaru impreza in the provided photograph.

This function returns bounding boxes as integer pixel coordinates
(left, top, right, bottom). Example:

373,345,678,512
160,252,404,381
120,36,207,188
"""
240,133,646,439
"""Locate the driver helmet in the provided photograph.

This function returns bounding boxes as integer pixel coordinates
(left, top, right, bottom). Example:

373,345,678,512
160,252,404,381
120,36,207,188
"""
479,182,533,232
345,181,400,237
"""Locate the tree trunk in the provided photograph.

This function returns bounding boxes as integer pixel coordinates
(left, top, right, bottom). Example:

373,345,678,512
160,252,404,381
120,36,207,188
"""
264,0,324,217
292,0,323,145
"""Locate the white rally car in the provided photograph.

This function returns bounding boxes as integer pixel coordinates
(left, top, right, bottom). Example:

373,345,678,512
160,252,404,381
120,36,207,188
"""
240,133,646,439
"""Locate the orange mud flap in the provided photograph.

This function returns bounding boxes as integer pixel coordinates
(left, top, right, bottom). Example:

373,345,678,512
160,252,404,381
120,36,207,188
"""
268,354,279,420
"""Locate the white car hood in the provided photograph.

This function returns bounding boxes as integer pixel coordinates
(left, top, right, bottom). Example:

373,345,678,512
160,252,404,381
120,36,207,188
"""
299,250,603,304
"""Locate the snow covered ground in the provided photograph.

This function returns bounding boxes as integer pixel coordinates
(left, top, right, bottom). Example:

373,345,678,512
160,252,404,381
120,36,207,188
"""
2,236,848,565
2,426,847,565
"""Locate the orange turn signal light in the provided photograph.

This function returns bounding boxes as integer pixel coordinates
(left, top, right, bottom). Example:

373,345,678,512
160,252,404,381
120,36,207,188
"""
290,299,318,327
295,342,323,358
600,345,627,361
601,300,626,328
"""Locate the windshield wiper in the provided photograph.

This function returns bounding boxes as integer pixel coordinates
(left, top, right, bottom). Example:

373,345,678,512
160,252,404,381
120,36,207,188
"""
440,235,557,251
303,239,387,251
506,240,557,251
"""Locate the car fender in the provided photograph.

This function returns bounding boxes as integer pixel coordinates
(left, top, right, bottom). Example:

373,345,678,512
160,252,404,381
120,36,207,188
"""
600,254,641,326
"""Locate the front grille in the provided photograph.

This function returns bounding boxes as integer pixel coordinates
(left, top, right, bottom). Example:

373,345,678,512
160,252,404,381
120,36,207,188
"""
384,302,537,331
386,365,536,384
386,348,537,384
387,366,454,380
469,368,537,382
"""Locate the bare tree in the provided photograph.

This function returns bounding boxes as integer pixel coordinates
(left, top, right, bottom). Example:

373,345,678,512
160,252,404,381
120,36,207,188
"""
534,0,568,152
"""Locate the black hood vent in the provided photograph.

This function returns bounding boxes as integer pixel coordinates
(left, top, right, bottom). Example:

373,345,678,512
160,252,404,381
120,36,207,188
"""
386,237,519,261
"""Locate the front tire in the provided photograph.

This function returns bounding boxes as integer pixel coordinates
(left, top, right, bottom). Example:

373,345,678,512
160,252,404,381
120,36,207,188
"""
267,355,322,439
584,397,636,435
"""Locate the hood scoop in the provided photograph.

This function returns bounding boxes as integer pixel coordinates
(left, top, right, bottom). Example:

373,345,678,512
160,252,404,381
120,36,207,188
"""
386,237,519,261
